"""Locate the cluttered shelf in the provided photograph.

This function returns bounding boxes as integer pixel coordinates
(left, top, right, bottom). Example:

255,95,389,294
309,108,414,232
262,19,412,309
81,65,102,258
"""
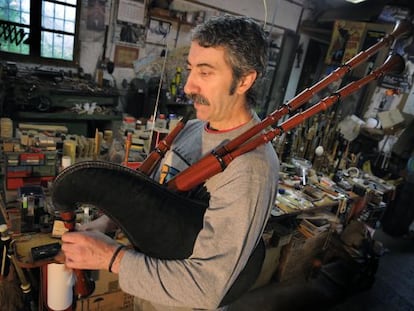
2,63,122,137
266,158,396,242
16,112,122,121
259,160,398,286
14,112,122,137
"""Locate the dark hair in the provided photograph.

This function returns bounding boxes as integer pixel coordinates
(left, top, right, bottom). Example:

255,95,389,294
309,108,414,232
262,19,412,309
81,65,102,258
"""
191,15,268,106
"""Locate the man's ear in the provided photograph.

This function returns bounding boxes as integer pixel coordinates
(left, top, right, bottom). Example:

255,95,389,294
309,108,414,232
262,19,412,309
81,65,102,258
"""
236,71,257,95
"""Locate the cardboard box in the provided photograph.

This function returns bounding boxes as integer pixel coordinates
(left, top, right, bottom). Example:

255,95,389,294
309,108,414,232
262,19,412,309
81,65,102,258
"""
78,290,134,311
251,246,283,289
275,231,328,282
377,109,405,134
91,269,122,296
251,228,293,289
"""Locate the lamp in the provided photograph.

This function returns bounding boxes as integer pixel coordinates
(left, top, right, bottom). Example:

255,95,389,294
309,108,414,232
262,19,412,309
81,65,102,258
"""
345,0,367,3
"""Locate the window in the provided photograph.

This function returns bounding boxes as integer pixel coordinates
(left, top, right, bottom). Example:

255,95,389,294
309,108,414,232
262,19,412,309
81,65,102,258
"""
0,0,80,64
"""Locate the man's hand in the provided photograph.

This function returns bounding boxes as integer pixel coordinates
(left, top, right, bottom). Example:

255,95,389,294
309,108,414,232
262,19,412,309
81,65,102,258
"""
61,230,122,271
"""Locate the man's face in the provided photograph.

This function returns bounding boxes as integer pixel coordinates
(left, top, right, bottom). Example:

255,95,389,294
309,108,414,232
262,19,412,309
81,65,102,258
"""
184,42,246,130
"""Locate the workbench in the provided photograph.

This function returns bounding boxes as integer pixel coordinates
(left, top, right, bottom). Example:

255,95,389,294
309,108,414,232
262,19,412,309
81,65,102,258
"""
9,231,133,311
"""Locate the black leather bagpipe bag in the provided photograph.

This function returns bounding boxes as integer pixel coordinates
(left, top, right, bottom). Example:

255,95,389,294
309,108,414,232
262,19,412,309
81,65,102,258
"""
51,160,264,306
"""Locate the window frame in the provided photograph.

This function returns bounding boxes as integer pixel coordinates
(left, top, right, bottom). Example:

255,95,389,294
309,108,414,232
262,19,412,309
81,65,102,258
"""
0,0,81,67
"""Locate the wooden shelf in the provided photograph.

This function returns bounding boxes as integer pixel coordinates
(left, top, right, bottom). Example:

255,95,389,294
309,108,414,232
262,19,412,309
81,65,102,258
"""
148,8,194,27
147,8,194,48
16,112,122,121
15,112,123,136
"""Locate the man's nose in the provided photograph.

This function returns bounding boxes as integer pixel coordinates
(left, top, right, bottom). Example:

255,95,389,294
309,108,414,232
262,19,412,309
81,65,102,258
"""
183,72,200,95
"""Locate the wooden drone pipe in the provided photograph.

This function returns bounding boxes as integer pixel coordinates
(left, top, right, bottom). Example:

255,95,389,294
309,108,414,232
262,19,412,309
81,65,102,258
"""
204,20,412,161
60,211,95,299
167,54,405,192
134,20,411,184
138,112,192,176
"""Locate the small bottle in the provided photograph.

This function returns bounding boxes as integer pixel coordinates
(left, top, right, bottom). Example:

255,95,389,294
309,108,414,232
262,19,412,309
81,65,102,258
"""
168,114,180,131
170,82,177,98
60,155,72,172
155,114,167,129
82,206,91,224
135,119,143,130
26,195,35,230
21,194,28,230
175,67,182,86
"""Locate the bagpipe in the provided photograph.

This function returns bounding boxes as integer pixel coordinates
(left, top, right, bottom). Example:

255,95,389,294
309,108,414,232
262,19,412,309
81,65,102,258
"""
51,20,411,307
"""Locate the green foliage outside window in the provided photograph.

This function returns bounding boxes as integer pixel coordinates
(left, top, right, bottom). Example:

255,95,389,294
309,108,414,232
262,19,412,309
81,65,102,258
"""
0,0,30,55
0,0,78,62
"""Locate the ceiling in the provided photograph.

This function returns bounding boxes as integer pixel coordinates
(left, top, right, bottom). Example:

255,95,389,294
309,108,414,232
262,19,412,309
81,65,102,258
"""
309,0,414,22
301,0,414,43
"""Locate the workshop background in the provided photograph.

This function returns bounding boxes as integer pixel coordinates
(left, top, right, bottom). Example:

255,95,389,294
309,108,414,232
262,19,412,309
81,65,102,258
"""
1,0,414,310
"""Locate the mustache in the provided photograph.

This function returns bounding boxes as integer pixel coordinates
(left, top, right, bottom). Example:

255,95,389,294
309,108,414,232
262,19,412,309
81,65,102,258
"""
186,93,209,105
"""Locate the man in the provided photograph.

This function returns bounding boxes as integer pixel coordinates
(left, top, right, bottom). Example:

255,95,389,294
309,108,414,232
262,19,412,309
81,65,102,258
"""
61,15,279,311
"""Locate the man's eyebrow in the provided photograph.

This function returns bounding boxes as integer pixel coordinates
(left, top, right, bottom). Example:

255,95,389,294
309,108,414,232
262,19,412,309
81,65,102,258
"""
186,60,215,69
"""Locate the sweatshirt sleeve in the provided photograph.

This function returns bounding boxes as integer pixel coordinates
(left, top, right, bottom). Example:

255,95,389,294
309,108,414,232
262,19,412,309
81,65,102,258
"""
118,145,279,310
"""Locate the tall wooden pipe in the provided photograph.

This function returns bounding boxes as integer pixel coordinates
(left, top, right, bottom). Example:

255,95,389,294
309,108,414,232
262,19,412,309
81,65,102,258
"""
60,211,95,298
206,20,411,161
167,53,406,192
8,240,36,311
163,20,412,192
134,21,410,184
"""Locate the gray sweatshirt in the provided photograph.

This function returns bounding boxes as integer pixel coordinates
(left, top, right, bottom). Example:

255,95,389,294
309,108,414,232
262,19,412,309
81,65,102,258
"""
119,115,279,310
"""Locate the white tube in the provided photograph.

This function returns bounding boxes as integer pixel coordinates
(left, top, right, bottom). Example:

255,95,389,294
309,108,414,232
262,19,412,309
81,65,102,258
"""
47,263,74,310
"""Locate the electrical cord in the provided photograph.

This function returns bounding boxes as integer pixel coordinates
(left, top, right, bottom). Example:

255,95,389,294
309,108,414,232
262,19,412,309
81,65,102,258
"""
263,0,268,26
